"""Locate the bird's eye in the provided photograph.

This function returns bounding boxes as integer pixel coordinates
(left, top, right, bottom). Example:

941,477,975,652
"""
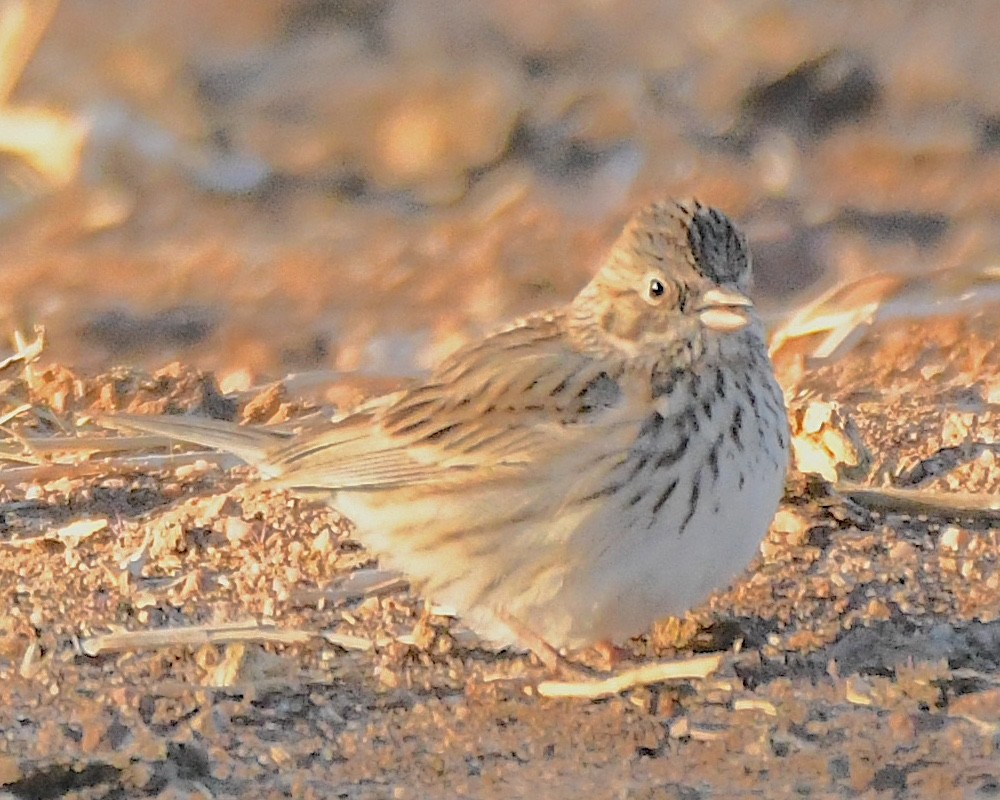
647,277,667,303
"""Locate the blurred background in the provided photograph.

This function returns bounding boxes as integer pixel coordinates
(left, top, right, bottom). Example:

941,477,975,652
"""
0,0,998,384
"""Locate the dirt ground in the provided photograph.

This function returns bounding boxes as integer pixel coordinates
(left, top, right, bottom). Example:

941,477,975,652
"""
0,305,998,800
1,2,1000,799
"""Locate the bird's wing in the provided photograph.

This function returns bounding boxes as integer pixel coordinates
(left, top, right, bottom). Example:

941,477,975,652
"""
262,409,447,489
100,315,643,494
267,320,641,492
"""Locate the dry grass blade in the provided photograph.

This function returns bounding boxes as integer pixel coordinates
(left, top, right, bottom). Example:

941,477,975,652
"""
19,432,188,458
536,653,722,699
0,325,44,372
768,275,901,361
0,402,31,426
0,0,60,104
733,697,778,716
290,568,407,608
839,483,1000,522
0,452,241,483
80,621,316,656
769,267,1000,364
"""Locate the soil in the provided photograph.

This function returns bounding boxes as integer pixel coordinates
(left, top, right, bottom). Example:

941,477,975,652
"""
0,310,997,800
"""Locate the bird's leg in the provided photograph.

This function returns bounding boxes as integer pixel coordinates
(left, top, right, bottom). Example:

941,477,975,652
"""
497,611,594,678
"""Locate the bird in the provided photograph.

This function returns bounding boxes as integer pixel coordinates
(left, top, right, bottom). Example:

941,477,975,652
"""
107,198,790,668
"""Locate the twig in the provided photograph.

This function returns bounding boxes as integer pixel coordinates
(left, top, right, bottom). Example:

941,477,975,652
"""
0,402,31,426
839,483,1000,522
322,631,374,652
1,517,107,547
536,653,722,699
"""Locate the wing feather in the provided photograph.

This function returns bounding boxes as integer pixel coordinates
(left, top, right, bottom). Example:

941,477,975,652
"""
102,312,643,496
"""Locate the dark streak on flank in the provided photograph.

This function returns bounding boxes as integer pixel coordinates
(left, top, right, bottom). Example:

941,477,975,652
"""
655,436,688,470
651,477,679,516
651,366,687,399
707,433,723,481
683,406,701,434
731,405,744,451
625,452,651,483
679,472,701,534
573,480,626,505
626,489,647,507
641,410,666,437
577,371,622,413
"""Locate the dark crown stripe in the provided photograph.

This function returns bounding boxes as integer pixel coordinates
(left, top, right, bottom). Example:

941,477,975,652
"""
672,202,749,289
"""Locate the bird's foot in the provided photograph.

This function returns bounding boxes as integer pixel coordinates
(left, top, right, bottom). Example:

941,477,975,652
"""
497,611,598,679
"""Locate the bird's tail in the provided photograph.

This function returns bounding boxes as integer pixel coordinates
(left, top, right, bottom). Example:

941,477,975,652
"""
97,413,287,468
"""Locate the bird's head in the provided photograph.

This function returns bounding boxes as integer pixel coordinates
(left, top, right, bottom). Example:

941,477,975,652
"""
569,199,759,360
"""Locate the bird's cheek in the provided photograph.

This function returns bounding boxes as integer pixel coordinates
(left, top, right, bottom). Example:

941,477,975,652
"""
599,306,645,342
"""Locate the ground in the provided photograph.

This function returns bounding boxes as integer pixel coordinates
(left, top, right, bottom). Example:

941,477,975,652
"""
0,311,997,799
0,2,999,799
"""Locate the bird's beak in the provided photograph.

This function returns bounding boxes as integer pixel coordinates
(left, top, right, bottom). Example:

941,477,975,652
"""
697,287,754,332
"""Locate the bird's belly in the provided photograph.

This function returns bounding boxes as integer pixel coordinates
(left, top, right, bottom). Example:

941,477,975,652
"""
551,428,788,649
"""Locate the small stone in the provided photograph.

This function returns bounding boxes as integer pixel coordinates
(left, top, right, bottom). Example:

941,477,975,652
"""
939,526,967,552
772,508,809,540
311,528,332,555
888,540,917,563
378,667,400,689
802,401,836,434
865,598,891,620
887,710,915,743
224,517,251,545
941,413,972,445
